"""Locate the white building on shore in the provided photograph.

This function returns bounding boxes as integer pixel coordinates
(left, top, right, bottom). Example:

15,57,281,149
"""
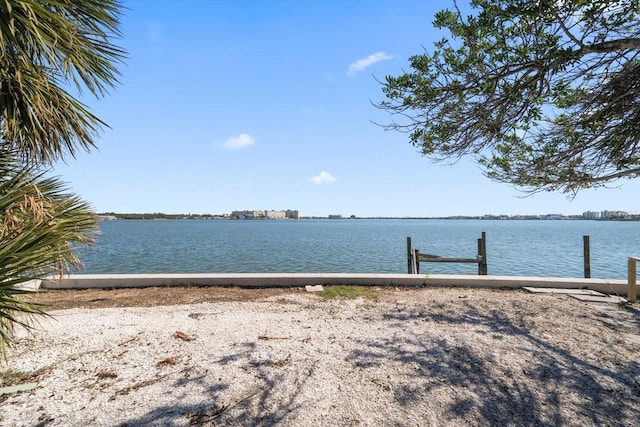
230,209,299,220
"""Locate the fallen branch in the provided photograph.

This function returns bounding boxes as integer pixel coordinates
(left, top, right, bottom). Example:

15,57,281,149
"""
188,389,262,424
109,374,168,401
258,335,289,340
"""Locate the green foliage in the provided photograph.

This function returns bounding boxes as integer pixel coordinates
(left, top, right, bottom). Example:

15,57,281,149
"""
0,1,124,357
317,286,379,300
0,0,125,164
0,152,98,358
379,0,640,194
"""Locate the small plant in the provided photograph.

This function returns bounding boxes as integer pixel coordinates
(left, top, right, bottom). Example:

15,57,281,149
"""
317,286,378,300
617,301,633,311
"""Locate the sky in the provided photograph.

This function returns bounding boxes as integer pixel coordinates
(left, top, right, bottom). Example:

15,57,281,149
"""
53,0,640,218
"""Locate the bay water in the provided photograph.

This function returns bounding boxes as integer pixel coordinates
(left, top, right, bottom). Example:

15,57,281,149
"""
74,219,639,279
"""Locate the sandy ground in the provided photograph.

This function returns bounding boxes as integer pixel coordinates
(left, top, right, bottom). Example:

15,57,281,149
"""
1,286,640,426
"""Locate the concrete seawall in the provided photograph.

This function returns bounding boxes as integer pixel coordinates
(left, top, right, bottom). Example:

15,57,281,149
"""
40,273,634,298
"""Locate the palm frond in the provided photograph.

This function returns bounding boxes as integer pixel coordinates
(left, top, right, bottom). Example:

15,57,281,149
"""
0,152,98,357
0,0,125,164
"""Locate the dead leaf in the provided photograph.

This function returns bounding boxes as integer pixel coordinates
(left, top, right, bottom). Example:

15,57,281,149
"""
96,369,118,379
156,357,178,367
174,331,193,341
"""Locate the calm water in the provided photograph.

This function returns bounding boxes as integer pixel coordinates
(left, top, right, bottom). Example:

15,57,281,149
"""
74,219,640,279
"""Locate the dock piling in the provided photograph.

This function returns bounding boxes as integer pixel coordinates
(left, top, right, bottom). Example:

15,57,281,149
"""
629,257,639,303
583,235,591,278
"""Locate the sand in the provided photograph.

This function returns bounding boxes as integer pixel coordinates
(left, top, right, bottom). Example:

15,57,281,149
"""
1,286,640,426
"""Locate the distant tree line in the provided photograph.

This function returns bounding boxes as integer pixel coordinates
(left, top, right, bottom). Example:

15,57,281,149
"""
98,213,226,220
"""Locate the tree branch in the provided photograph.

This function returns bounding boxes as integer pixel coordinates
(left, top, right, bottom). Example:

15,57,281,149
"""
581,38,640,54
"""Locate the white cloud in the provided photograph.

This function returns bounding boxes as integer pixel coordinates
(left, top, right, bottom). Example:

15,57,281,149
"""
348,52,394,76
309,171,336,185
222,133,255,150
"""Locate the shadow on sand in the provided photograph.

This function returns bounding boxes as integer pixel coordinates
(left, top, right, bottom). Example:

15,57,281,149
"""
116,299,640,426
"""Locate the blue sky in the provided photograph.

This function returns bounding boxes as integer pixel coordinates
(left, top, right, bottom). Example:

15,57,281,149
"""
53,0,640,217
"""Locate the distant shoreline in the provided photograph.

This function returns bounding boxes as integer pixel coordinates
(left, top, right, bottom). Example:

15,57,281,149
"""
97,213,640,221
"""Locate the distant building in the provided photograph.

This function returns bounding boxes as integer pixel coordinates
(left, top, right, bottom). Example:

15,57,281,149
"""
328,214,343,219
482,214,509,220
265,210,286,219
583,211,601,219
230,209,299,220
601,210,628,218
511,215,541,220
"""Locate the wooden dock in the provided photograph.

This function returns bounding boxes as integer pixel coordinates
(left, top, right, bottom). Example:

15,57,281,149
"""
407,232,488,275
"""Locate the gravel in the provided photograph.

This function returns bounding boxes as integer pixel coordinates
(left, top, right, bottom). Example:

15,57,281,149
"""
2,287,640,426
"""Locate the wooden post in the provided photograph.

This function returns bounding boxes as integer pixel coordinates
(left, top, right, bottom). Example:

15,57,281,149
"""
583,235,591,278
477,238,482,275
407,237,412,274
628,257,638,303
478,232,487,275
414,248,420,274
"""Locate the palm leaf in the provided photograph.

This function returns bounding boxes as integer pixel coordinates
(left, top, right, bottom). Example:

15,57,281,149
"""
0,0,123,358
0,0,125,165
0,152,98,357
